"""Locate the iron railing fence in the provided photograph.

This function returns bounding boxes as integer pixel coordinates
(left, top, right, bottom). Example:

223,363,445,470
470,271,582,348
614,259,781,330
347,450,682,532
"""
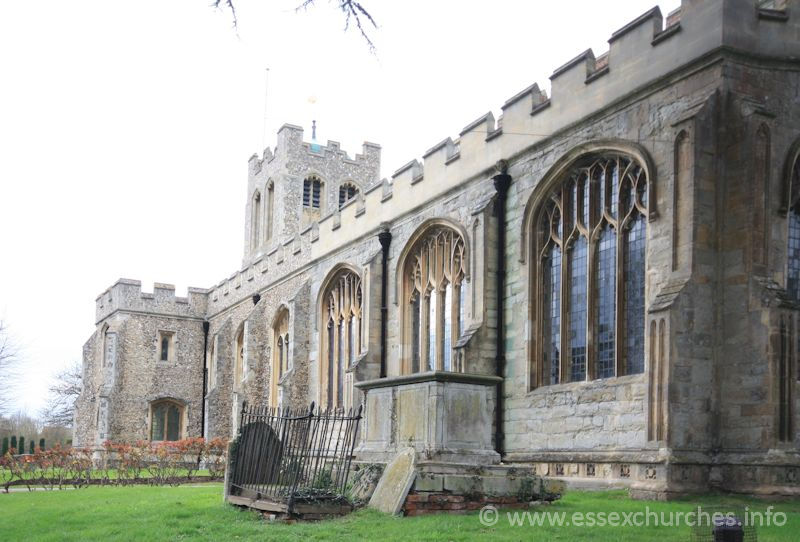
227,401,362,514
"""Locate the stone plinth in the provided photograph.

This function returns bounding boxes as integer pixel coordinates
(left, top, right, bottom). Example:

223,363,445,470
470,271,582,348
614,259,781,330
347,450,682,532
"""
355,371,501,465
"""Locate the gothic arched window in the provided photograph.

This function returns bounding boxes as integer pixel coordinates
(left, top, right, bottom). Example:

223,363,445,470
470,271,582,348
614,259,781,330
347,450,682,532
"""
787,153,800,301
338,182,359,208
303,175,323,209
535,154,648,386
234,326,245,387
266,180,275,242
150,400,184,442
207,334,218,390
403,226,467,373
270,308,290,408
251,191,262,250
321,270,362,409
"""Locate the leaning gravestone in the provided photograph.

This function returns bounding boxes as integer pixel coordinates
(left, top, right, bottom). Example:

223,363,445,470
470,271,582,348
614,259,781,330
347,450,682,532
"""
368,447,416,515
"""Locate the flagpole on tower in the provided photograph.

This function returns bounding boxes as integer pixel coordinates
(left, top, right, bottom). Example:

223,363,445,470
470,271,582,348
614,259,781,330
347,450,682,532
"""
261,67,270,151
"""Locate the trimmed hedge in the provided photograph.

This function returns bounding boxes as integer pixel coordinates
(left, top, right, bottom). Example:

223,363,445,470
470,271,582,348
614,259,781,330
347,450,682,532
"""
0,438,228,492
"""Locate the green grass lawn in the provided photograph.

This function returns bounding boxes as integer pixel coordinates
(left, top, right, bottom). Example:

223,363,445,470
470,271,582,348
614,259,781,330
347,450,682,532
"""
1,484,799,541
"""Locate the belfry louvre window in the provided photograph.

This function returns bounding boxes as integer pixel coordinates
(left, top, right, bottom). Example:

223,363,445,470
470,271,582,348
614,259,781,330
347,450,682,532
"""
404,227,467,373
535,155,648,386
338,182,358,208
303,176,323,208
150,400,183,441
321,270,362,409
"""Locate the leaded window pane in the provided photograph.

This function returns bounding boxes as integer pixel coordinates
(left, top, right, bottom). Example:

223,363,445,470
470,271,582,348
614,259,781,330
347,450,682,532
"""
788,209,800,301
327,320,334,409
151,405,165,441
349,317,356,365
443,283,452,371
536,154,647,387
160,337,169,361
412,294,421,373
284,334,289,372
278,337,284,378
610,161,619,219
543,245,561,385
458,283,465,337
569,237,587,382
428,291,437,371
595,225,616,378
338,320,344,407
581,174,590,226
166,405,180,441
625,214,646,374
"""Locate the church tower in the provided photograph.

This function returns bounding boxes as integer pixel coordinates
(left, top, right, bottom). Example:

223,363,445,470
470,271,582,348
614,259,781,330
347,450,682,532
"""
242,123,381,266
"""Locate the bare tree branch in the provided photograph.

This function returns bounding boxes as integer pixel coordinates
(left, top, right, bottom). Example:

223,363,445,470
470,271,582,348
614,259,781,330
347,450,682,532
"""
299,0,377,52
215,1,377,51
40,361,82,428
0,321,21,416
213,0,239,29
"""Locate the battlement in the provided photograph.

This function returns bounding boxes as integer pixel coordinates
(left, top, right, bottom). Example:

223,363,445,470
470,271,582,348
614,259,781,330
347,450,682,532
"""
205,0,799,315
95,279,209,324
248,123,382,179
299,0,799,258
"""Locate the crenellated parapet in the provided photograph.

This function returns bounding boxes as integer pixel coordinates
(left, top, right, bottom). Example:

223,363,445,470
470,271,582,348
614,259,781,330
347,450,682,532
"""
288,0,800,259
206,0,800,317
95,279,208,324
248,123,381,181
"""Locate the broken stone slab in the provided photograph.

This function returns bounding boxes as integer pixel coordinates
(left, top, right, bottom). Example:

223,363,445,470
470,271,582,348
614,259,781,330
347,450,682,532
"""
368,447,416,515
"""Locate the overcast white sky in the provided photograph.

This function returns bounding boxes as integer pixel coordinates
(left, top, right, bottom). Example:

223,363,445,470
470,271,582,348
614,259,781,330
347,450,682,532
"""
0,0,680,415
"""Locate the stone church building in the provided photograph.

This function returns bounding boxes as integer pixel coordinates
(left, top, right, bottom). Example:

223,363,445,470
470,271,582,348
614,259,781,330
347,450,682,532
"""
75,0,800,497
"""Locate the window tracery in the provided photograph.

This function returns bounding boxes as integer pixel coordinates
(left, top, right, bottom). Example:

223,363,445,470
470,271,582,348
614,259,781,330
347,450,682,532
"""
535,155,648,385
321,270,362,409
404,227,467,373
